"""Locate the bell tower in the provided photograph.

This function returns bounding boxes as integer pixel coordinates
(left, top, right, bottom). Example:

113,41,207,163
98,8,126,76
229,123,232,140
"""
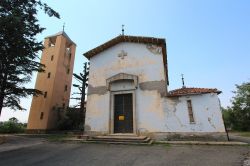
27,31,76,132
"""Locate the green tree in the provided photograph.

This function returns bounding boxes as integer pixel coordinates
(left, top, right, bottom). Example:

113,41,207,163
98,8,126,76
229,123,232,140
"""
9,117,18,123
228,82,250,131
222,107,233,130
0,117,25,133
0,0,60,115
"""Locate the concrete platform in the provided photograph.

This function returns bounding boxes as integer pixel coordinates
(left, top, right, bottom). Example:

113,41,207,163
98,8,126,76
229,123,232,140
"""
158,140,248,146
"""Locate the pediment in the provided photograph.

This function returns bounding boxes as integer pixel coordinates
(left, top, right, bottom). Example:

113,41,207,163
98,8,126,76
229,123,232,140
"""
106,73,138,90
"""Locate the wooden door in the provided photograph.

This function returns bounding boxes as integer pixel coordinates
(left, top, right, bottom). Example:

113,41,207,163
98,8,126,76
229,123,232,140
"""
114,93,133,133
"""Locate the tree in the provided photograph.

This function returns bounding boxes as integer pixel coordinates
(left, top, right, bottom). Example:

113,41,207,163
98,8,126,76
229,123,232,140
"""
224,82,250,131
0,117,25,133
0,0,60,115
71,62,89,131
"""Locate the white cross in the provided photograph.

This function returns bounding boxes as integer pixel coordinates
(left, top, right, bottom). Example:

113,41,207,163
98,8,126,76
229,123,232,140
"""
118,50,127,59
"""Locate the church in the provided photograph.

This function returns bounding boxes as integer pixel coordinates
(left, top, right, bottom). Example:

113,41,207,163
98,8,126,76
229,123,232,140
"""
26,31,226,140
83,34,226,140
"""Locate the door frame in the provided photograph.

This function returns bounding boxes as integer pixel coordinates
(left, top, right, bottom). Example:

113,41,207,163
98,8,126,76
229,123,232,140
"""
110,90,136,134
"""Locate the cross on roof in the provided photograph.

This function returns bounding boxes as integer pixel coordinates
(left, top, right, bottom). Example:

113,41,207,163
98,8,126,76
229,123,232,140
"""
181,74,186,88
63,23,65,32
118,50,127,59
122,24,124,35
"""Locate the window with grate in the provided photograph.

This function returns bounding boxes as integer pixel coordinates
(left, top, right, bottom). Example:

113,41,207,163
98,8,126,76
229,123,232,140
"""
187,100,195,123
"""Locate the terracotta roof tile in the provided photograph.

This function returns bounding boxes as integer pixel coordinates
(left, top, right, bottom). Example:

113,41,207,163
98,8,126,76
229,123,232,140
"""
167,87,222,97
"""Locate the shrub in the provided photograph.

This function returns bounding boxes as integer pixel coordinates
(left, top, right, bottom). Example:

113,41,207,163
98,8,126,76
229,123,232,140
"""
0,117,25,133
57,107,82,130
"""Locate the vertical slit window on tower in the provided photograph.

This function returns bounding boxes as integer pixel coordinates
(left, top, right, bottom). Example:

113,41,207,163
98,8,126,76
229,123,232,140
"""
66,47,71,59
47,72,51,78
51,55,54,61
67,68,70,74
64,85,68,91
62,103,65,108
187,100,195,123
44,91,47,98
40,112,44,120
69,53,72,60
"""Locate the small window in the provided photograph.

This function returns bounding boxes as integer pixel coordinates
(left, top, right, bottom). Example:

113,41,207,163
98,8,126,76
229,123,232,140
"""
187,100,195,123
44,91,47,98
47,72,51,78
62,103,65,108
40,112,44,120
49,42,55,47
64,85,68,91
51,55,54,61
67,68,70,74
66,47,71,52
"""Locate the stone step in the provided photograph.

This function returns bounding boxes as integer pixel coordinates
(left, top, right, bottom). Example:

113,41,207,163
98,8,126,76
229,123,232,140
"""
85,139,153,145
92,135,147,141
85,135,152,145
89,137,151,143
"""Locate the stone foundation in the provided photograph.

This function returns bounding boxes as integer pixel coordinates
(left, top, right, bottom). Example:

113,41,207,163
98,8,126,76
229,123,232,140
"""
85,131,228,141
25,129,83,135
139,132,228,141
26,129,48,134
84,131,109,136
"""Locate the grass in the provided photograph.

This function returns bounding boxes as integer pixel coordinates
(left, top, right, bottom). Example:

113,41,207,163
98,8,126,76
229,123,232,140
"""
153,142,171,147
238,132,250,137
0,136,6,144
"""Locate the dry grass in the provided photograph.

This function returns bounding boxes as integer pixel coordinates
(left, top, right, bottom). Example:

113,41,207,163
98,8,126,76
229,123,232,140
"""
238,132,250,137
0,136,6,144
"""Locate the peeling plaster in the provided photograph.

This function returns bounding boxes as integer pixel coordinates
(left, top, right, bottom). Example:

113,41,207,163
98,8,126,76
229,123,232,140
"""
139,80,166,95
208,117,216,129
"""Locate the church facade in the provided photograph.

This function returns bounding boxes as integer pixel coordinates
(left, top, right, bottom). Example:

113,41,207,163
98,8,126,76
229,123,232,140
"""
84,35,226,140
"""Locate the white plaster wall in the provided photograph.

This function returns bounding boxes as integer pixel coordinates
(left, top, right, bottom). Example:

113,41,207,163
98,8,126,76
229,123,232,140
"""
163,93,225,132
85,93,110,132
136,90,166,132
86,42,166,133
88,42,166,86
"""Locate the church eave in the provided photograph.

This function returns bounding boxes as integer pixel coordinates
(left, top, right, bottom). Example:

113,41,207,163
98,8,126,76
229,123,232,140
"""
83,35,166,59
167,87,222,97
45,31,76,46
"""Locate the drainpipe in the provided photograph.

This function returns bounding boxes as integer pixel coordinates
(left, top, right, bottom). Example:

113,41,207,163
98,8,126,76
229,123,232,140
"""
219,98,230,141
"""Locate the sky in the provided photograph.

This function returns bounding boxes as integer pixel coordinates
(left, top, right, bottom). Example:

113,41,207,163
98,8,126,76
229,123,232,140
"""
0,0,249,122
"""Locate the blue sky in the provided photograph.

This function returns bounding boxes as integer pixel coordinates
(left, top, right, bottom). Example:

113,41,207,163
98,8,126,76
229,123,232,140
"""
1,0,249,122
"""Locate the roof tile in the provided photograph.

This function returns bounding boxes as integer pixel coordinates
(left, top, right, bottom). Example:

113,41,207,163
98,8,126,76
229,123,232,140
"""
167,87,221,97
